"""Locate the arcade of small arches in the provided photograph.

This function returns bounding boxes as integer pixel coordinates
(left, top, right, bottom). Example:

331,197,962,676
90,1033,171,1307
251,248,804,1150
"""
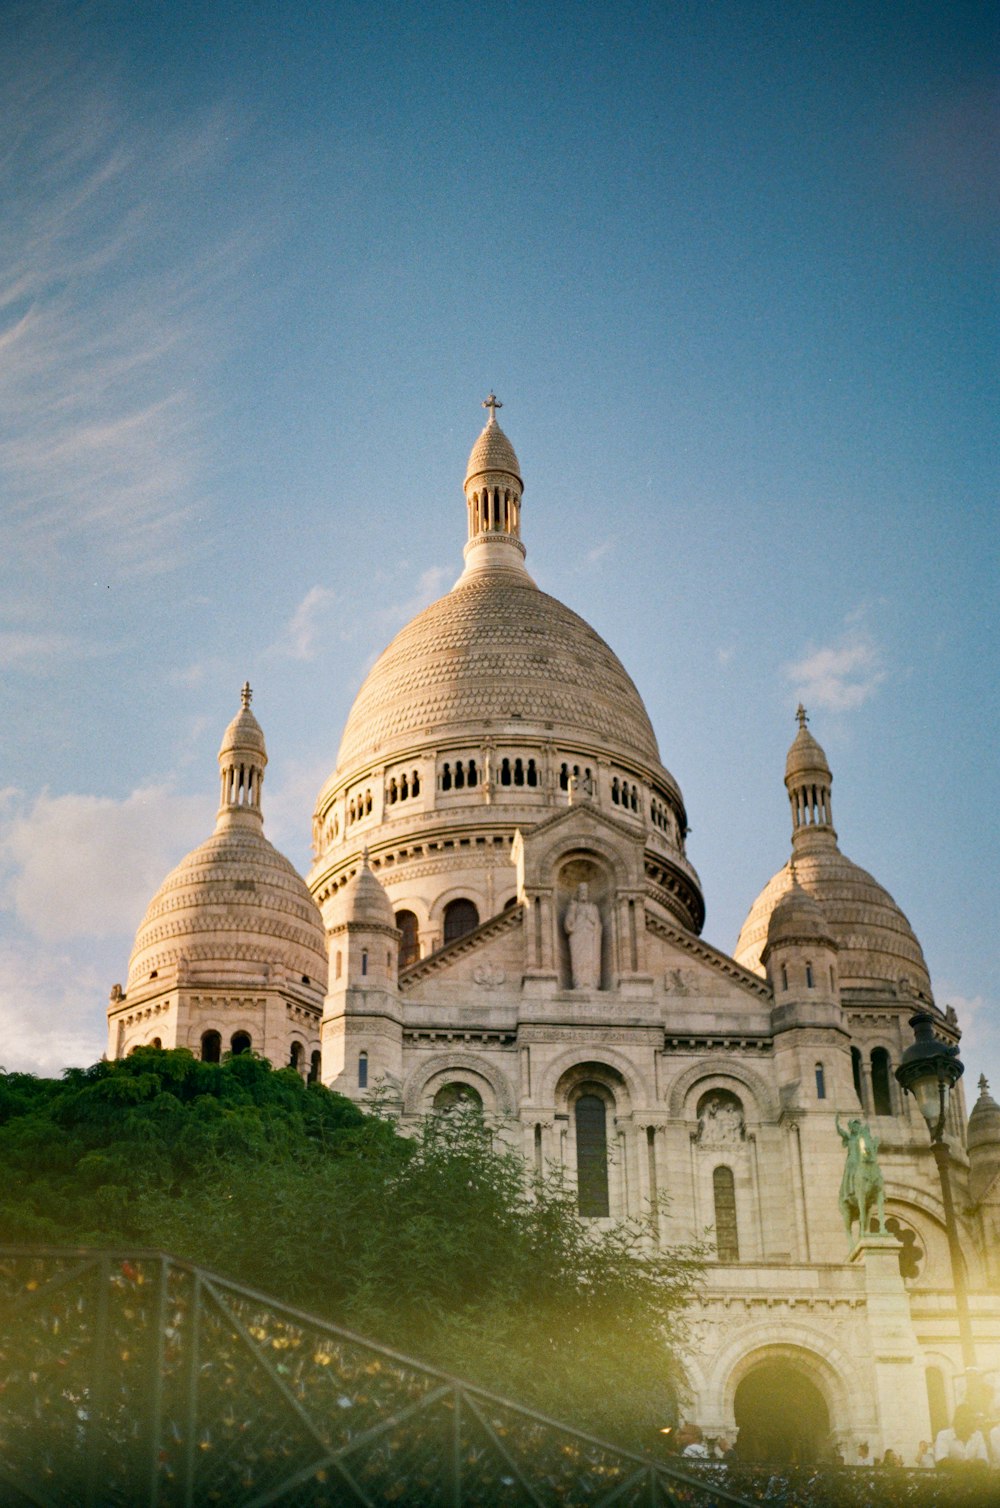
196,1027,322,1082
468,484,519,535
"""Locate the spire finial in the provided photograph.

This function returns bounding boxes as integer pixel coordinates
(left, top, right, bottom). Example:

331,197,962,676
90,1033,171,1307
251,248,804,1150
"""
796,704,808,731
361,845,370,867
241,681,252,710
482,392,502,423
980,1074,990,1095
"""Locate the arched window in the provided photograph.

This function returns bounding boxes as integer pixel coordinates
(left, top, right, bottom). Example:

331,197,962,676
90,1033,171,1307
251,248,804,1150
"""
805,961,814,989
308,1050,321,1084
815,1063,826,1099
851,1046,863,1103
454,760,465,789
925,1367,947,1437
444,898,479,944
500,757,512,786
388,778,398,804
396,909,419,968
201,1030,221,1063
230,1031,251,1056
575,1093,610,1217
466,760,477,788
781,964,788,991
513,757,524,785
871,1047,893,1115
289,1041,303,1071
411,770,420,796
361,949,368,976
441,763,452,791
713,1166,740,1262
611,777,620,804
526,758,537,787
358,1051,368,1089
433,1082,483,1112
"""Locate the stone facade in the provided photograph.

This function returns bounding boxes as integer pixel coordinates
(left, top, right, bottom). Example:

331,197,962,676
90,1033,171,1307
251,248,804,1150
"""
111,404,1000,1460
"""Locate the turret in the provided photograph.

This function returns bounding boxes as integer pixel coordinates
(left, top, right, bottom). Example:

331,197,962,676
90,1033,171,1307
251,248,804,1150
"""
458,393,531,580
217,682,267,828
785,705,836,855
321,852,402,1098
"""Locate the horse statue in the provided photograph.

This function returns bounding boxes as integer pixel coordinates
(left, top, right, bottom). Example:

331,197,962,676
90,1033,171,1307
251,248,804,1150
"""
836,1113,886,1244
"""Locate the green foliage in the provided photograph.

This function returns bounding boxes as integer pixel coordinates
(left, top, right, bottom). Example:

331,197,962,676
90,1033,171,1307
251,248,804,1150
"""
0,1054,700,1448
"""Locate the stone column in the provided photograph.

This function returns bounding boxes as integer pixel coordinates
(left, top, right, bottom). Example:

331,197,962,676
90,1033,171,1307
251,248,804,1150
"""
850,1235,931,1458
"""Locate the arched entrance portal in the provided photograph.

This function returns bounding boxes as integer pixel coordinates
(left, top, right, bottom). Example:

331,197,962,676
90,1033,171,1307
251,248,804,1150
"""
734,1360,830,1464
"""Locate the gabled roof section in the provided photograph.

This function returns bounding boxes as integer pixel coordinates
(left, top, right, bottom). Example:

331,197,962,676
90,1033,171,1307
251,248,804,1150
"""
645,910,773,1001
399,904,523,991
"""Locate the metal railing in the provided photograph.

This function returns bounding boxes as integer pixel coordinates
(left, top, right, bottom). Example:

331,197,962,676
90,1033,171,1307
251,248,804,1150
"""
0,1248,749,1507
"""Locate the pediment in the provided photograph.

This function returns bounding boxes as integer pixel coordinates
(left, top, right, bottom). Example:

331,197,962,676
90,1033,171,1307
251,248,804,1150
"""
399,904,523,997
514,797,647,894
644,910,773,1003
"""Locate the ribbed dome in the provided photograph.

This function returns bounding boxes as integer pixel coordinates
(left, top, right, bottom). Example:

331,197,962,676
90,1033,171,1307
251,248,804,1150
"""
735,850,931,997
968,1077,1000,1152
333,857,396,929
786,707,832,782
127,824,328,992
334,571,661,774
220,704,266,760
765,876,836,950
465,418,521,485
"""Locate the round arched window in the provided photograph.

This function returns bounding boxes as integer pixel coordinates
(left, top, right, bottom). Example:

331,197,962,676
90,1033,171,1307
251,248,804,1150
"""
201,1030,221,1064
230,1031,252,1056
396,909,419,968
443,898,479,944
433,1082,483,1112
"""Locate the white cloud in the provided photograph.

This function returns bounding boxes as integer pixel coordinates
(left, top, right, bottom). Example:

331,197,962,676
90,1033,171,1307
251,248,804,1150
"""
0,631,82,668
267,586,336,662
0,939,108,1076
784,628,887,712
0,785,207,941
0,37,252,576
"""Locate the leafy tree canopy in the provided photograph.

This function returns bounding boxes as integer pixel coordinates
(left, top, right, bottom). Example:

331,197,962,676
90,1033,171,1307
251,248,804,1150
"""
0,1050,701,1447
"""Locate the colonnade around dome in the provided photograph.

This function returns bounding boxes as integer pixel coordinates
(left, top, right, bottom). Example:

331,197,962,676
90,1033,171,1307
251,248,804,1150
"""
105,404,1000,1465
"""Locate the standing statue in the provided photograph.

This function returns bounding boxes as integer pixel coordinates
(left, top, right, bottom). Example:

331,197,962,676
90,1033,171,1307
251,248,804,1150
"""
836,1113,886,1244
564,883,602,989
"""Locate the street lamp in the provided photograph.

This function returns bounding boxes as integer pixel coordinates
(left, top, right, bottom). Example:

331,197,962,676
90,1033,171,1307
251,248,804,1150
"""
895,1012,976,1375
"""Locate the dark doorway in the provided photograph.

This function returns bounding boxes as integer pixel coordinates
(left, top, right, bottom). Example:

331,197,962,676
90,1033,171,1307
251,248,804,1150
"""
734,1361,830,1464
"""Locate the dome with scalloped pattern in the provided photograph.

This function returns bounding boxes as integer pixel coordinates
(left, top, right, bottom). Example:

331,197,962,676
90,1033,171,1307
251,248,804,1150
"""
334,571,662,774
736,848,931,997
127,827,328,991
464,416,521,485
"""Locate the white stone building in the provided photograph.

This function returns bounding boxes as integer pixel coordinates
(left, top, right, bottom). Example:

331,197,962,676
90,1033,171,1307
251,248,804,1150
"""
110,401,1000,1463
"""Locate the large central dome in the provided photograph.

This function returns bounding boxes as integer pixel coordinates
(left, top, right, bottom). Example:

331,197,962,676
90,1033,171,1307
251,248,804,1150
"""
310,402,702,946
335,569,661,773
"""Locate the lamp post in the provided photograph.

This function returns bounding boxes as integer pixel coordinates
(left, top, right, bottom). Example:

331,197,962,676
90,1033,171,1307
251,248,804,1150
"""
894,1012,976,1373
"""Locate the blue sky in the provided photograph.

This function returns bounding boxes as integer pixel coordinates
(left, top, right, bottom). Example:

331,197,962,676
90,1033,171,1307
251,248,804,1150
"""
1,0,996,1096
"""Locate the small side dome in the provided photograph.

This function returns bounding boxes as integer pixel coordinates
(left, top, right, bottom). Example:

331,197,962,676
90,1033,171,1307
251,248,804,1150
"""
334,854,396,929
465,396,521,486
765,875,836,951
968,1076,1000,1153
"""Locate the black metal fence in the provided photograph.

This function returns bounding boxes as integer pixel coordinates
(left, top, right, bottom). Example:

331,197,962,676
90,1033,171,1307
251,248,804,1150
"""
679,1461,1000,1508
0,1248,749,1508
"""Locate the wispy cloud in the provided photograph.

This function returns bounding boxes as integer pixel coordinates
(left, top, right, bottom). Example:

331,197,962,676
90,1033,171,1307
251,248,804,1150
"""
267,587,337,662
0,785,207,942
784,623,887,712
0,31,250,576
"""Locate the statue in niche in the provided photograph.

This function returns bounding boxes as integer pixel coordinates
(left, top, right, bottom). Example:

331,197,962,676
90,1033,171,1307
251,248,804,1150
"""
836,1113,885,1243
697,1092,745,1146
564,882,602,989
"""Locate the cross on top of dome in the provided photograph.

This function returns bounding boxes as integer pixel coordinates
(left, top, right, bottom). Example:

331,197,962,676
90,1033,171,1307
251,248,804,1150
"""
796,704,809,730
482,392,502,422
241,681,253,710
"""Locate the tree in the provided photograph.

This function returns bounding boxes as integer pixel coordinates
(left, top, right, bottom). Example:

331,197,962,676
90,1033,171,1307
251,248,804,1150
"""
0,1053,701,1448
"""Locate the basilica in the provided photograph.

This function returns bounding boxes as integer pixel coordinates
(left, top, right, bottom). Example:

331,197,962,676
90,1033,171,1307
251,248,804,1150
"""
108,401,1000,1461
